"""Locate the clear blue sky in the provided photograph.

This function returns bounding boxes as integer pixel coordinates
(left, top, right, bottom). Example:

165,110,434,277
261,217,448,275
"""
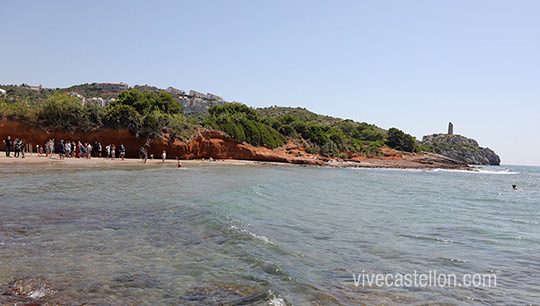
1,0,539,165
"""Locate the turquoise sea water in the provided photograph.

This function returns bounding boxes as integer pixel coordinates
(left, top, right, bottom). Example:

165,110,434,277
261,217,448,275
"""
0,163,538,305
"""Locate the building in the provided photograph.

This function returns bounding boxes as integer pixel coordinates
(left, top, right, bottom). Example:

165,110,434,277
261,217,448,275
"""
189,90,206,99
67,91,84,99
448,122,454,135
205,93,224,102
97,82,129,91
134,84,161,93
165,87,186,96
29,85,43,92
86,97,106,107
0,88,6,96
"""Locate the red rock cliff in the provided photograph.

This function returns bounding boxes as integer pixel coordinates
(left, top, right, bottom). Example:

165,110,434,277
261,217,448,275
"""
0,118,323,165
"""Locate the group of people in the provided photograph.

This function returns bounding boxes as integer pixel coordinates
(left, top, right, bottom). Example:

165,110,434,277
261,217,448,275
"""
3,136,181,166
2,136,28,158
3,137,127,161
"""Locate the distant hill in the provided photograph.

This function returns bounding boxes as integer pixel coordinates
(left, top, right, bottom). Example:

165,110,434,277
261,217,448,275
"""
421,134,500,165
256,106,343,125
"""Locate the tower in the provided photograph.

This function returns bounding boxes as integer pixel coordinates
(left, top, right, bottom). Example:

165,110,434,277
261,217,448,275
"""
448,122,454,135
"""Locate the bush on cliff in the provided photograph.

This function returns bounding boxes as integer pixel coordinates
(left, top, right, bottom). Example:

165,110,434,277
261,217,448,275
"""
103,104,142,132
114,89,181,115
386,128,420,153
106,90,189,138
205,104,286,149
0,97,39,124
37,93,100,132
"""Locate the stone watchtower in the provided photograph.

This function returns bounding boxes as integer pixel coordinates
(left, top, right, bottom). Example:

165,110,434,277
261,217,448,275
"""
447,122,454,135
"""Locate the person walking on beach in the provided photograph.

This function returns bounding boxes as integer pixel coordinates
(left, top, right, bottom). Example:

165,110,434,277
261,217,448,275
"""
3,136,11,157
48,140,55,159
161,150,166,162
110,144,116,160
80,143,87,158
97,142,102,158
58,139,65,160
105,144,111,159
13,138,20,158
139,146,148,164
139,146,145,161
86,143,93,159
64,141,71,158
44,141,49,158
20,139,25,158
119,144,126,161
93,141,99,157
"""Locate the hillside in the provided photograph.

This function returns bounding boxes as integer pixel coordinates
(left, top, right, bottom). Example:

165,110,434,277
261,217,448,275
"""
256,106,343,125
0,83,489,169
421,134,500,165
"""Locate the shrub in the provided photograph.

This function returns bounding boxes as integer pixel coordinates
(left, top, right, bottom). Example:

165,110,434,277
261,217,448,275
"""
386,127,420,152
278,124,296,137
103,104,142,131
37,93,96,131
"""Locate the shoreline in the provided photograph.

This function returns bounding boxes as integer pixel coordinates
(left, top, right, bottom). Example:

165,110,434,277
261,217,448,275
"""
0,119,470,171
0,152,472,171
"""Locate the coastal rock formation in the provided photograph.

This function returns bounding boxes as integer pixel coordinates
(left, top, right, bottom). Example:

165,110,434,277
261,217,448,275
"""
421,134,500,165
0,118,470,170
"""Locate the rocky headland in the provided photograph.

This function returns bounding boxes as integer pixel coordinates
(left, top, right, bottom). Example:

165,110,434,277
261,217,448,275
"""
421,134,500,165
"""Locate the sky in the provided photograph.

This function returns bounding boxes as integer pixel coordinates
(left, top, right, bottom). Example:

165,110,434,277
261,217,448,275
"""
1,0,539,165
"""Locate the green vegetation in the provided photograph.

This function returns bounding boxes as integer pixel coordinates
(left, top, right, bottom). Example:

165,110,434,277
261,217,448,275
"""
256,107,390,156
37,93,101,132
0,88,197,140
385,128,420,153
203,104,286,148
0,86,425,157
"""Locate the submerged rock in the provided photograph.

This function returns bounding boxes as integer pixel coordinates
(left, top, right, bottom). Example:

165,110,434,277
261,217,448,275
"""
1,276,56,305
421,134,500,165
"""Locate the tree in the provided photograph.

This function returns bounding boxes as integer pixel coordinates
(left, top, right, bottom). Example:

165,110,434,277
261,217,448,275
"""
386,128,420,152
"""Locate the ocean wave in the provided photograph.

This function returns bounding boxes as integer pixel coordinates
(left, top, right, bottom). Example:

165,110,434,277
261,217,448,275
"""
229,225,274,245
428,168,519,175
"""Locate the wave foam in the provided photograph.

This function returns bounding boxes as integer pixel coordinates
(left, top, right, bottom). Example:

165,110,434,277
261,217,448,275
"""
230,225,274,245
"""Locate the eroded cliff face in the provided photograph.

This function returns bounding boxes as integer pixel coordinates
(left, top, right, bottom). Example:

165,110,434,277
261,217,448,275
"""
0,118,324,165
421,134,501,165
0,118,471,169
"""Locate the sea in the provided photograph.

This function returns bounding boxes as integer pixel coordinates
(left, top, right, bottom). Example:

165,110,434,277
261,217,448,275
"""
0,163,538,305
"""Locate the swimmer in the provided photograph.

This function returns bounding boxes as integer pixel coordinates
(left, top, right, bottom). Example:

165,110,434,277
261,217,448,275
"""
512,184,518,190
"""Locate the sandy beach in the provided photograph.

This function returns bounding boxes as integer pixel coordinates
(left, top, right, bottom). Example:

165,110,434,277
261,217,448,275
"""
0,151,472,170
0,153,257,167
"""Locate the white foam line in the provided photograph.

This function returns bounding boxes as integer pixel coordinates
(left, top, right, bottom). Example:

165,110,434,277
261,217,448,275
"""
230,225,274,245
